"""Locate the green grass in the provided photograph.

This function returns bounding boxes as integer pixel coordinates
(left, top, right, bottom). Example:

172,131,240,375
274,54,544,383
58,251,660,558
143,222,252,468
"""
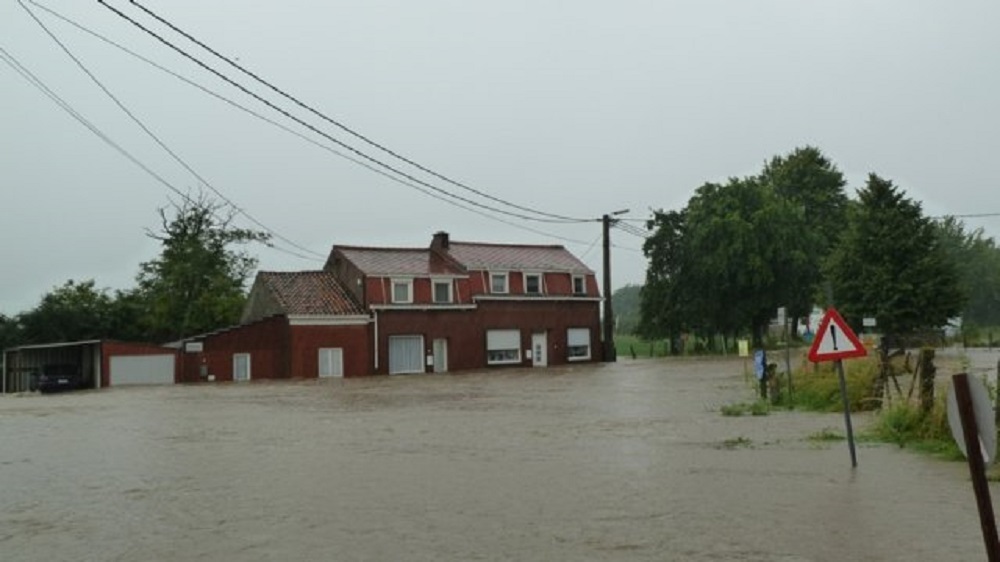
720,400,771,417
807,428,845,442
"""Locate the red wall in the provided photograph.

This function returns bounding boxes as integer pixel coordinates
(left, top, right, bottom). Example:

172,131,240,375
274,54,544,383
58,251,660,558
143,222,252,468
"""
182,316,289,382
373,300,600,374
100,341,180,388
288,324,371,378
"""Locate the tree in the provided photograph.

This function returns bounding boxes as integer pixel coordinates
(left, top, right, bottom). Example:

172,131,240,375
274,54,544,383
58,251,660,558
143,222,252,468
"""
135,194,270,341
0,313,21,350
934,217,1000,327
611,284,642,335
824,174,964,336
639,209,689,345
759,146,848,329
17,279,118,344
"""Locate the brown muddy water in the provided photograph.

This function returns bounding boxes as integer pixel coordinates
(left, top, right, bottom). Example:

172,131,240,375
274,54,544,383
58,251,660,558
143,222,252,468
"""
2,355,999,561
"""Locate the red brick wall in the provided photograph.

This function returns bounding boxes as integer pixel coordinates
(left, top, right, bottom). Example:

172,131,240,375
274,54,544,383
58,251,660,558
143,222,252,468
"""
373,300,600,374
288,324,371,378
182,316,289,382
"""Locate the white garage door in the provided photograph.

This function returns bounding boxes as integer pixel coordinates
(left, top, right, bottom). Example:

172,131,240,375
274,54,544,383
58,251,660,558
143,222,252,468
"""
388,335,424,375
110,355,175,386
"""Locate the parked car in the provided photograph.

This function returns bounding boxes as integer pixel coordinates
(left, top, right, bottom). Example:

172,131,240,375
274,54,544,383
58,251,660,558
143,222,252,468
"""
37,363,84,393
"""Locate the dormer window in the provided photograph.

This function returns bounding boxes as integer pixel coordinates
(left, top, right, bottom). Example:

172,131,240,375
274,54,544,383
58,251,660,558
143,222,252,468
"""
524,273,542,295
572,275,586,295
391,278,413,303
490,272,509,294
433,279,453,303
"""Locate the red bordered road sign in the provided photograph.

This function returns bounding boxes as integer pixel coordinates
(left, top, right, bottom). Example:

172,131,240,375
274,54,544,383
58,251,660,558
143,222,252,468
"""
807,308,868,362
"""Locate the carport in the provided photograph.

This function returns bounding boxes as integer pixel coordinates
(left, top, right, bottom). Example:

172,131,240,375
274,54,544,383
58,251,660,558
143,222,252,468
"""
2,340,102,393
2,340,179,393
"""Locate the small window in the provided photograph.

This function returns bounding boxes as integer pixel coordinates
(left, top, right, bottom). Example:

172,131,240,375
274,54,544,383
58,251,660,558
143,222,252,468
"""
433,279,452,303
572,275,586,295
567,328,591,361
392,278,413,303
524,273,542,295
486,329,521,365
490,272,509,294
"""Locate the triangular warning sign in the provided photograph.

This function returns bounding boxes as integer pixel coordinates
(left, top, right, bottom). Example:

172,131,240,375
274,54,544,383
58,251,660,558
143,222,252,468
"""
807,308,868,362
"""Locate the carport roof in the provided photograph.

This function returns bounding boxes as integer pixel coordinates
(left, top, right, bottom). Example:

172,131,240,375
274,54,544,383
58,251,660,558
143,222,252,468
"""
258,271,366,315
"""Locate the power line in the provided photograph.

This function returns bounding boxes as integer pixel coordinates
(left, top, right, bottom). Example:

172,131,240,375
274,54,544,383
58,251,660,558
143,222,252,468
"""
99,0,589,226
127,0,590,225
25,1,600,250
0,45,318,263
19,0,325,261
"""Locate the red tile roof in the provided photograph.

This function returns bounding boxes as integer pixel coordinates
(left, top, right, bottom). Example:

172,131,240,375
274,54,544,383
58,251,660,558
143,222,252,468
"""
445,241,593,274
258,271,365,315
335,246,464,276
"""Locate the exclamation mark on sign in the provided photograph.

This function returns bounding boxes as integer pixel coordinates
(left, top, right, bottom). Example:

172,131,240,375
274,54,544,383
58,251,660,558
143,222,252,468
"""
831,325,839,351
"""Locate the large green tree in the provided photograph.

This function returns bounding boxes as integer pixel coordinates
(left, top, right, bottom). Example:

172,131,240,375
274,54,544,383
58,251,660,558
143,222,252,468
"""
759,146,848,327
934,217,1000,327
639,209,689,343
136,195,270,341
611,284,642,335
0,313,21,350
824,174,964,335
17,279,118,344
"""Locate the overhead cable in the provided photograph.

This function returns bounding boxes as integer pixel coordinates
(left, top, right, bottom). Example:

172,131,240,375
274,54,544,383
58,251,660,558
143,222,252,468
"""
126,0,591,224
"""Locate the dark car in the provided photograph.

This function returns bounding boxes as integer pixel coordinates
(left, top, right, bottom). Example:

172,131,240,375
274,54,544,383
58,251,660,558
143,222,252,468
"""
37,363,84,393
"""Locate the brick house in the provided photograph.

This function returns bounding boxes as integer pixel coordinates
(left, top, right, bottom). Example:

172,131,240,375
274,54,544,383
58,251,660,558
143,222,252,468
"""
183,232,602,380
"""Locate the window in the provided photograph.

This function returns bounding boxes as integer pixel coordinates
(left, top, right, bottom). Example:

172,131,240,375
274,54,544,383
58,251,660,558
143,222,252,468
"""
524,273,542,295
486,329,521,365
318,348,344,378
567,328,591,361
433,279,452,303
391,278,413,303
490,272,509,294
389,335,424,374
572,275,586,295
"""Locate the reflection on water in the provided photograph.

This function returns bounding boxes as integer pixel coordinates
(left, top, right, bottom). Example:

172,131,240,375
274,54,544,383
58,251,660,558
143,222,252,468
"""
1,357,995,561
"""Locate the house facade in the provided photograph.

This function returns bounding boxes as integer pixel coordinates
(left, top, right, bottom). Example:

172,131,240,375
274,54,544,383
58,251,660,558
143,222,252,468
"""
185,232,602,380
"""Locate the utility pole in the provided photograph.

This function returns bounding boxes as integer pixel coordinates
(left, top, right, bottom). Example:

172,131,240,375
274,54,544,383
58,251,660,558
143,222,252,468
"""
602,209,629,362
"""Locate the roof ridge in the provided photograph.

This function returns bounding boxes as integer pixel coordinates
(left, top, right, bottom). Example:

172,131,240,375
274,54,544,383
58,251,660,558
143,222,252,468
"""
449,240,566,249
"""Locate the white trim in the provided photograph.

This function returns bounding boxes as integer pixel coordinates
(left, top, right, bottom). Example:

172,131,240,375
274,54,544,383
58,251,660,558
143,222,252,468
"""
233,353,251,381
473,295,602,303
370,304,477,311
287,314,371,326
523,272,544,295
432,278,454,303
391,278,414,304
373,309,380,371
489,271,509,294
572,274,587,295
318,347,344,378
388,335,425,374
486,329,521,365
567,327,592,361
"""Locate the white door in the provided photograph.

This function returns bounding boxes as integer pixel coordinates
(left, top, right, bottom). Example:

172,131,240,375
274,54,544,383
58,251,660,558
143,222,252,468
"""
389,336,424,375
109,355,175,386
233,353,251,382
532,332,547,367
319,348,344,378
433,339,448,373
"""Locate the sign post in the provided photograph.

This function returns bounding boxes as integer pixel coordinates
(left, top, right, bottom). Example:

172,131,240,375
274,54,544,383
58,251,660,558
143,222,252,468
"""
947,373,1000,562
807,307,868,468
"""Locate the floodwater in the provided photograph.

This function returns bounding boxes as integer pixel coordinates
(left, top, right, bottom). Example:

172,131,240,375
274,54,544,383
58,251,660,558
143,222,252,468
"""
2,355,999,561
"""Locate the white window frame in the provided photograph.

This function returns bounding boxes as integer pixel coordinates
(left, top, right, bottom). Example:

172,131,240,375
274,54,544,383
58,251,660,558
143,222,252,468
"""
490,272,509,294
432,279,453,303
391,278,413,304
389,335,425,374
572,275,586,295
523,272,543,295
233,353,252,381
567,328,591,361
486,329,521,365
318,347,344,378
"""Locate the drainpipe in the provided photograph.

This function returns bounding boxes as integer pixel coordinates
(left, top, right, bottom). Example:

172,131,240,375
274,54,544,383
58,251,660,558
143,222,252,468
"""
373,309,379,372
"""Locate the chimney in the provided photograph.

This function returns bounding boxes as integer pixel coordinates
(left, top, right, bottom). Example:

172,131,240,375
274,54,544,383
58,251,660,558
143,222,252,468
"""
432,231,450,250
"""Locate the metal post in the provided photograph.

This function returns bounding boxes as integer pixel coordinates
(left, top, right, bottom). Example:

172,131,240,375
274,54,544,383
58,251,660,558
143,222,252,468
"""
835,359,858,468
954,373,1000,562
785,314,793,406
602,213,618,362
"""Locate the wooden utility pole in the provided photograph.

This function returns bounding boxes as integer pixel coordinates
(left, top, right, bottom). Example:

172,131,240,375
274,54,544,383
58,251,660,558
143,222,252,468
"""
602,210,628,362
602,213,616,362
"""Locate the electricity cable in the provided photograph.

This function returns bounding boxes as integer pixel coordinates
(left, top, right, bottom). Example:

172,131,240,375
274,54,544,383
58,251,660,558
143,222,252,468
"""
19,0,326,261
99,0,587,225
126,0,591,224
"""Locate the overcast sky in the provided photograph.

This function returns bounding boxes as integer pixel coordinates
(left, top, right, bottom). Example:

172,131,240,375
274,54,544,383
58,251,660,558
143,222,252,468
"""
2,0,998,315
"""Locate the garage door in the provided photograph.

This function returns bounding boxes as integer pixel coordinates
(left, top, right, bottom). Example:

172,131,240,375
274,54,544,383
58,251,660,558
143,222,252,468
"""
388,335,423,375
109,355,175,386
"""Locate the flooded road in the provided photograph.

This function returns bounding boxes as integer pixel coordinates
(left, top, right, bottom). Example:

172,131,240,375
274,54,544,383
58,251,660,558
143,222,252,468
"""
2,356,997,561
